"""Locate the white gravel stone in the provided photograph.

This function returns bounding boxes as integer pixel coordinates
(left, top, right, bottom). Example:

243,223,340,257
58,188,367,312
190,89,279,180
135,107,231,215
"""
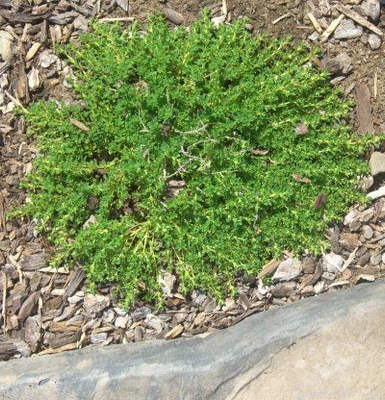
90,332,108,344
0,31,14,63
83,294,110,317
114,307,128,317
145,314,163,333
68,294,84,305
368,34,381,50
272,258,302,282
27,67,42,91
369,152,385,176
102,309,115,324
158,270,176,297
362,225,374,239
370,252,382,266
343,209,359,225
115,315,130,329
40,51,59,68
314,281,326,294
362,0,381,21
322,271,336,282
322,253,343,273
308,32,319,42
367,186,385,200
334,19,363,40
24,316,41,353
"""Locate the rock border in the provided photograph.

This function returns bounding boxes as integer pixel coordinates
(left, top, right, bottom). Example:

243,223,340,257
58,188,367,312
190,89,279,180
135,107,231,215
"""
1,279,384,399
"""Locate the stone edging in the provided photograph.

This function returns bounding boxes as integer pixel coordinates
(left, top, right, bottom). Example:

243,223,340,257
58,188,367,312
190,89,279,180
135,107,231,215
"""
1,279,384,400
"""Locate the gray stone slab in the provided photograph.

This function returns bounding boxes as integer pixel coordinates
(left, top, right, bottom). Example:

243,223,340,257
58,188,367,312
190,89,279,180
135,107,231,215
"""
1,279,385,400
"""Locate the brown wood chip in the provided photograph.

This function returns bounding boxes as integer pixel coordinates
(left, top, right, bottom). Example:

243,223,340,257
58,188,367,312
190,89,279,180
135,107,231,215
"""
257,259,281,279
164,324,184,339
63,268,85,299
314,192,327,210
356,83,375,134
162,8,185,25
0,197,5,232
37,342,77,356
70,118,90,132
20,253,50,271
293,174,310,183
18,291,40,323
0,8,54,23
44,330,81,349
0,337,31,361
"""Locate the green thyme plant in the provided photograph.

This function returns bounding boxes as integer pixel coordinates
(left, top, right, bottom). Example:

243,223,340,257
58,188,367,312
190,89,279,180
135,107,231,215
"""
19,13,373,306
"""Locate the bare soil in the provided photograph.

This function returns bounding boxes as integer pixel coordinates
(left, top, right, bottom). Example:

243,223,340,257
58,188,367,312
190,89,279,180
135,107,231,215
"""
1,0,385,359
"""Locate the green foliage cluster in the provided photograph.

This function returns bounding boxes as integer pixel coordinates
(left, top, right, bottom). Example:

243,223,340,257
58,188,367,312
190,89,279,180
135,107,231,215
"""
20,13,373,306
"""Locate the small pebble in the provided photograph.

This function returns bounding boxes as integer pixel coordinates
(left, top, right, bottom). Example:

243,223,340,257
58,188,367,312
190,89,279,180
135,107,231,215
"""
368,34,381,50
90,332,108,344
314,281,326,294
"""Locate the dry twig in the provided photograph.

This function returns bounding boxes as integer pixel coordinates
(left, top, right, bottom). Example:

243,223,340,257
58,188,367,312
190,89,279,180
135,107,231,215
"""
1,271,7,332
98,17,134,23
0,197,5,232
272,13,293,25
320,14,344,42
307,12,323,34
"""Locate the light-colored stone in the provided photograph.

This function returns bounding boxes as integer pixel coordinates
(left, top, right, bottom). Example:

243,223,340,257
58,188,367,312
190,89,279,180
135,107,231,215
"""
116,0,129,12
370,251,382,265
300,285,315,296
339,233,360,250
356,273,375,282
272,258,302,282
102,309,115,324
90,332,108,344
368,33,381,50
40,51,59,68
191,290,209,307
270,281,297,298
115,315,131,329
314,280,326,294
362,225,374,239
369,152,385,176
24,316,41,353
325,53,352,75
361,175,374,191
359,208,374,222
321,271,336,282
68,293,84,305
222,298,237,313
0,31,14,63
334,19,363,39
27,67,42,91
114,307,127,317
322,252,343,273
367,186,385,200
362,0,381,21
145,314,163,333
158,270,176,297
83,294,110,318
308,32,320,42
343,209,359,225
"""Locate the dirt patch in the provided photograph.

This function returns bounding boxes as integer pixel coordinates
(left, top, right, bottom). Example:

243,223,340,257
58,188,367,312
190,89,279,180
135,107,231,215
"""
1,0,385,359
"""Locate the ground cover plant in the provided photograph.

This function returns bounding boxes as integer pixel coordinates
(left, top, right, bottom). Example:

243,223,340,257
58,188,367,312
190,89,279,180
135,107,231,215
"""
18,13,374,307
